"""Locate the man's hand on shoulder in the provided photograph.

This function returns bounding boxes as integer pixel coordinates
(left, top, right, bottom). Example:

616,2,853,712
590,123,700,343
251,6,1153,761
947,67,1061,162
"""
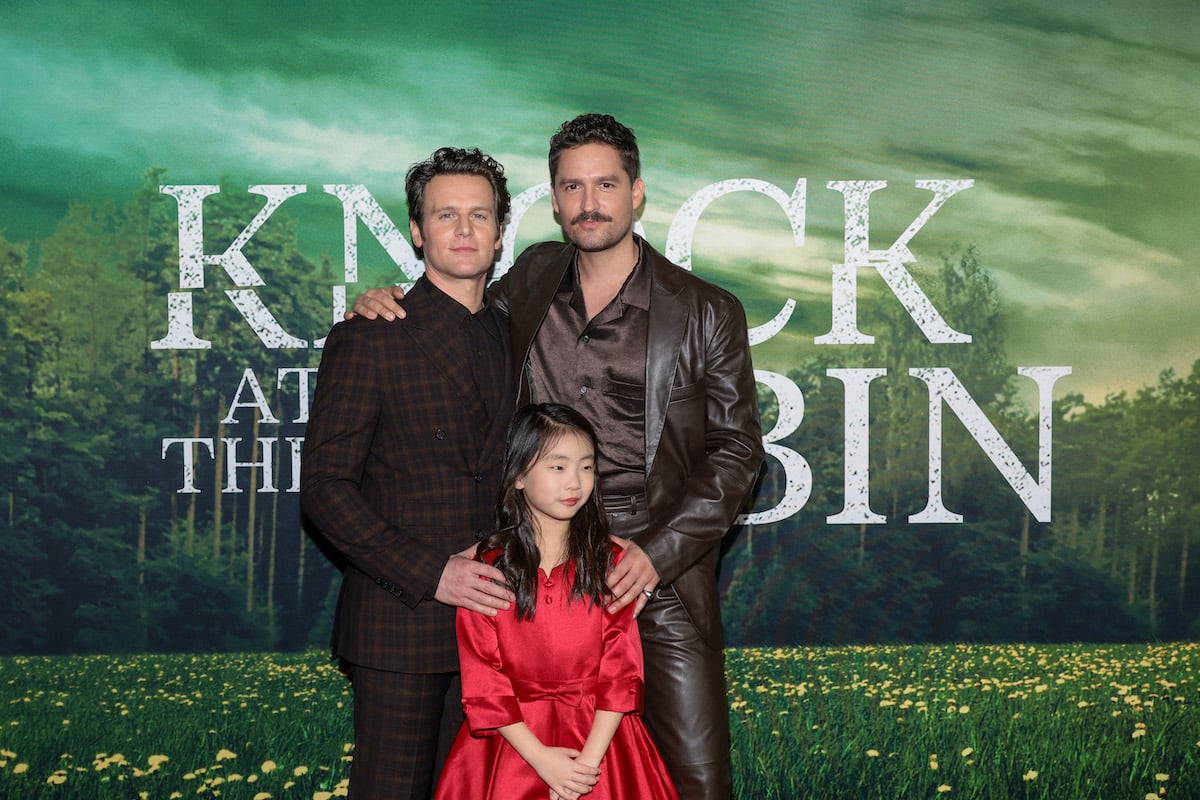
435,544,515,615
344,285,408,321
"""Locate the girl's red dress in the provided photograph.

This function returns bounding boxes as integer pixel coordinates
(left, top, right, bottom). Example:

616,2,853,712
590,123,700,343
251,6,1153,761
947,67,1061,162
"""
435,549,679,799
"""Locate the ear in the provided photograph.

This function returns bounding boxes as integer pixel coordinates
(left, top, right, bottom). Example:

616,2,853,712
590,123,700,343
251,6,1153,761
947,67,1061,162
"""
514,477,525,491
632,177,645,209
550,186,561,216
409,218,424,249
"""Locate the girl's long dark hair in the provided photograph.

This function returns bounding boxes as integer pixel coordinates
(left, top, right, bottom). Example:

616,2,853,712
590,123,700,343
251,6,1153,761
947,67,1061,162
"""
478,403,613,620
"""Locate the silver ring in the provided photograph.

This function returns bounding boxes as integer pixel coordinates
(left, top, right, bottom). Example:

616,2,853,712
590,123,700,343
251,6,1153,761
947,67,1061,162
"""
642,589,654,598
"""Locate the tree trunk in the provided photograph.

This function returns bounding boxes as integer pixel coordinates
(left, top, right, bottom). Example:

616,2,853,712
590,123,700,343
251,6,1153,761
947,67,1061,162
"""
246,409,259,613
214,393,226,561
1148,522,1159,635
1092,492,1108,565
186,408,200,557
1179,532,1190,620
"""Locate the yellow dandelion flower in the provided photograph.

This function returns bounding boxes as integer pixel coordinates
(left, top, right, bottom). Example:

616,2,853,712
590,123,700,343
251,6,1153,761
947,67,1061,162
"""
293,765,309,777
937,785,951,793
170,793,182,799
47,771,68,785
254,793,272,800
1023,770,1038,781
961,748,974,758
1,750,16,758
314,793,332,800
958,705,970,714
866,749,880,758
1144,795,1158,800
216,748,237,761
342,743,354,754
149,755,170,768
1156,773,1169,782
261,760,277,774
14,763,29,774
284,782,295,790
1132,729,1147,739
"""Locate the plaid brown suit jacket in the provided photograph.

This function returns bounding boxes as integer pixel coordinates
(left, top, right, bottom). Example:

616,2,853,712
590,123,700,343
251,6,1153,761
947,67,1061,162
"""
301,278,514,673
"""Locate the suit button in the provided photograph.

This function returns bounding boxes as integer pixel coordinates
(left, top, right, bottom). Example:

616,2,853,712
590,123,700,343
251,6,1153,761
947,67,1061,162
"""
474,473,483,483
474,530,484,541
435,429,446,440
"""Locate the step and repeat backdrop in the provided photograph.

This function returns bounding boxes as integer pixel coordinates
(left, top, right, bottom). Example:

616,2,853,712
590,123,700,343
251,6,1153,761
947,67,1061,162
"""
2,1,1197,653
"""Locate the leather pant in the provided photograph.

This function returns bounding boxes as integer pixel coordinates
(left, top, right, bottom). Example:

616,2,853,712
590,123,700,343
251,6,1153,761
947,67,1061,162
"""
608,506,731,800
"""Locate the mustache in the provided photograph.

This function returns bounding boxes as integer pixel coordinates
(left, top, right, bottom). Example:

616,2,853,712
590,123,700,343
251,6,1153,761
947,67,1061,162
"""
570,211,612,225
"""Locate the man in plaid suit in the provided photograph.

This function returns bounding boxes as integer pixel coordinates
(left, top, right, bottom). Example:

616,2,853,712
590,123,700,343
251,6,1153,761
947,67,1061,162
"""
301,147,517,800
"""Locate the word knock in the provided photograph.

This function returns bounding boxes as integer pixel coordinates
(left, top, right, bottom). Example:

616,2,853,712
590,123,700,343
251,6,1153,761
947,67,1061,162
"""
156,179,1071,525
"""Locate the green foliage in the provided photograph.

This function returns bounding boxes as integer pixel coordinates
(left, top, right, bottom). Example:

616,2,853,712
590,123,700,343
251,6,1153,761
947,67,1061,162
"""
723,247,1199,645
1,645,1195,799
0,172,336,656
727,642,1200,800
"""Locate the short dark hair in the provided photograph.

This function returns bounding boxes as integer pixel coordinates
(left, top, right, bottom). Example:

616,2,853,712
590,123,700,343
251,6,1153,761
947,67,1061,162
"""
405,147,511,228
548,114,640,184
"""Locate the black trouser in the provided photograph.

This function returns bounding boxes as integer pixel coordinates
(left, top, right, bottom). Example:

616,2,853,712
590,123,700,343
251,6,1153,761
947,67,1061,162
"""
346,664,462,800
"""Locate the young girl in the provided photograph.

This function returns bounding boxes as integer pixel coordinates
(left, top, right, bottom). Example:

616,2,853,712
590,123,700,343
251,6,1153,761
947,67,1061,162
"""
435,403,679,800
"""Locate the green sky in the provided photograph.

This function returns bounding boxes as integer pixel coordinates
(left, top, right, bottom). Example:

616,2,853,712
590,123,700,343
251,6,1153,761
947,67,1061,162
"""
2,0,1197,402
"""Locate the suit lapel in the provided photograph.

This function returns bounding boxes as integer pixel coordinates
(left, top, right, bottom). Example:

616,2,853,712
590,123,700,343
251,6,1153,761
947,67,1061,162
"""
401,288,488,424
644,260,687,473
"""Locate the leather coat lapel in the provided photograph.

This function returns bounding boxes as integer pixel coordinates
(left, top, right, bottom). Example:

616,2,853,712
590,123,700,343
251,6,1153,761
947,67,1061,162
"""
513,246,575,407
644,263,687,473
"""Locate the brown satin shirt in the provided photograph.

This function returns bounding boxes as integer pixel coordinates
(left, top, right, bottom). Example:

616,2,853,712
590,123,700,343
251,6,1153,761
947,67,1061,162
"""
527,244,650,497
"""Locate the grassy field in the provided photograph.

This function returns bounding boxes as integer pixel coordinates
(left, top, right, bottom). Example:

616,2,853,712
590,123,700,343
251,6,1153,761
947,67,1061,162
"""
1,643,1196,799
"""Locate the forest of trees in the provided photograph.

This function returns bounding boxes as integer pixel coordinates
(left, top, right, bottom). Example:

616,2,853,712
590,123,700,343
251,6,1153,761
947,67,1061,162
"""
720,249,1200,645
1,174,1197,654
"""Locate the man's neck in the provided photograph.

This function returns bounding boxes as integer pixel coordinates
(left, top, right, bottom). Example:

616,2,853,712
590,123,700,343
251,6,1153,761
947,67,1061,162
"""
424,272,488,313
576,235,639,319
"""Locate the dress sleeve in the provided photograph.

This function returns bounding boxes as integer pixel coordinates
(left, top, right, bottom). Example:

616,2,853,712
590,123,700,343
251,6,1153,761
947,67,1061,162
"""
595,552,647,714
456,606,523,735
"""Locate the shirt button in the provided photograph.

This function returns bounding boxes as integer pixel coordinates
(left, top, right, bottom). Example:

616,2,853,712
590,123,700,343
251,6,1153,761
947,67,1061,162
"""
579,386,588,396
582,335,590,343
435,429,446,440
545,596,553,604
474,473,483,483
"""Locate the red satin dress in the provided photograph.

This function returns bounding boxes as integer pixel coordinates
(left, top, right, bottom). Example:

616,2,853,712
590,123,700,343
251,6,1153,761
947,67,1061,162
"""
435,553,679,800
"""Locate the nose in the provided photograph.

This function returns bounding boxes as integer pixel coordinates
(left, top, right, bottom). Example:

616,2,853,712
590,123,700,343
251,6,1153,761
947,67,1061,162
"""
580,186,598,212
565,467,582,490
455,214,473,236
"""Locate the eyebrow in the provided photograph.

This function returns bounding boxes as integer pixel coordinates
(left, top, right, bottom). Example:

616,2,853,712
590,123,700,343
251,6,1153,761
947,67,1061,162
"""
431,204,493,213
557,173,622,185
